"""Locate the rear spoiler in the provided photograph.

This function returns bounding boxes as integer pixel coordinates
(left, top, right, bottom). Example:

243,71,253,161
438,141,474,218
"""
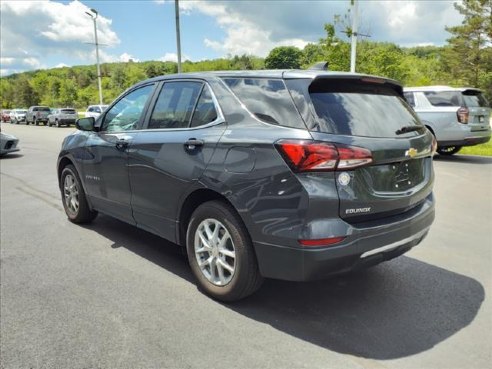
310,74,404,96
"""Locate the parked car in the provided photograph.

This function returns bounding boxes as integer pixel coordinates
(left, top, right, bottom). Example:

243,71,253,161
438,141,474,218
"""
85,105,108,118
403,86,491,155
26,106,51,126
1,110,11,123
0,129,20,156
48,108,78,127
10,109,27,124
58,71,436,301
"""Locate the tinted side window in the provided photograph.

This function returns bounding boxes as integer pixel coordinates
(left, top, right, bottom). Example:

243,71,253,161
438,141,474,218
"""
424,91,462,106
88,107,94,112
222,78,304,129
148,81,202,129
102,84,154,132
403,92,415,107
190,85,218,127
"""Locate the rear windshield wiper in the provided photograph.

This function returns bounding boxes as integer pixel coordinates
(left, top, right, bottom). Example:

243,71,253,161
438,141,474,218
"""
395,125,424,135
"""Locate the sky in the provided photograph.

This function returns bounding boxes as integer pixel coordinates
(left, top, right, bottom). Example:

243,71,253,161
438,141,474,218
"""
0,0,465,76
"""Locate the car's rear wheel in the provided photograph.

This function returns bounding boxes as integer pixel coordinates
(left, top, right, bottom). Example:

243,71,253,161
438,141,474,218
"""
437,146,461,155
186,200,263,302
60,165,97,223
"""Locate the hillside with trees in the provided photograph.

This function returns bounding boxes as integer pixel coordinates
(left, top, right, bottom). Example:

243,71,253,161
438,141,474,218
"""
1,0,490,109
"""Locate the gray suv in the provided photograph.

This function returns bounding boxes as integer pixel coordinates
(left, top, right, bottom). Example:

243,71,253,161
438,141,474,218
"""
404,86,491,155
58,71,436,301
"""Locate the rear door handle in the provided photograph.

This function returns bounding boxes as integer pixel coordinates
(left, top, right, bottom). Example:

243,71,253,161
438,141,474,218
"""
184,138,204,151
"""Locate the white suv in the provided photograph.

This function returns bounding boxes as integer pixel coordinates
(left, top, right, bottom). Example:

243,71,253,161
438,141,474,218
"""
85,105,108,119
404,86,491,155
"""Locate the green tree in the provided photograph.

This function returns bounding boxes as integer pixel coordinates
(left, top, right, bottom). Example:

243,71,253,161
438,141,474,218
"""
59,80,78,107
16,78,38,107
264,46,302,69
443,0,492,91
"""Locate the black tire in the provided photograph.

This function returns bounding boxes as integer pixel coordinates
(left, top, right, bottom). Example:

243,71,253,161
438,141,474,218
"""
437,146,462,156
60,164,98,224
186,200,263,302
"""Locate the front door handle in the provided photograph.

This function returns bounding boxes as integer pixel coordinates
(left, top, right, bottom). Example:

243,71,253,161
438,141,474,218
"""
115,138,130,151
184,138,204,151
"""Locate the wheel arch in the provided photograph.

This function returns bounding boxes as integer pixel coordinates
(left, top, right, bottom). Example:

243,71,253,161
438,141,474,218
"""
177,188,246,248
58,156,74,189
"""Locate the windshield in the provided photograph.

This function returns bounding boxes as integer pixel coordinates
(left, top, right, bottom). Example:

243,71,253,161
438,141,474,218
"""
61,109,76,114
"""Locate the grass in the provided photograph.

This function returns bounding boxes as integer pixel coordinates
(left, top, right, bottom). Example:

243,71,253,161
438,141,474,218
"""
459,140,492,156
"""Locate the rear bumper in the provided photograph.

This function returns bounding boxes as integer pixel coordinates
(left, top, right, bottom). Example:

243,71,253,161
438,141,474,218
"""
439,134,490,147
253,193,435,281
60,119,76,124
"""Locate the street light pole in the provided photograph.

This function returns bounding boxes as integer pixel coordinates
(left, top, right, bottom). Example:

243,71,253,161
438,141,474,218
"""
350,0,359,73
175,0,182,73
86,8,103,105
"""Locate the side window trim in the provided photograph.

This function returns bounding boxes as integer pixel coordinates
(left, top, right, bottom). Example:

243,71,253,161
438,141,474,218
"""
97,82,157,132
188,83,206,127
141,79,224,131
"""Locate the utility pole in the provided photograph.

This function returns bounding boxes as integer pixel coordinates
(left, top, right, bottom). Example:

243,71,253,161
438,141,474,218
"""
175,0,182,73
350,0,359,73
85,8,103,104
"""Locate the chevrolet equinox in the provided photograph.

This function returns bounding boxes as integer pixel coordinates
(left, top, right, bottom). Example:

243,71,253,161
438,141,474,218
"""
58,70,436,301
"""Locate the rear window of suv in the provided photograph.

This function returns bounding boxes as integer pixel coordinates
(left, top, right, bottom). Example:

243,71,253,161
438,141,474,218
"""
61,109,76,114
297,79,422,138
462,90,489,107
222,78,304,129
34,107,51,112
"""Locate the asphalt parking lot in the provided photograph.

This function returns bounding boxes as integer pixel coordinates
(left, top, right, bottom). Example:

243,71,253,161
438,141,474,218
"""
1,123,491,369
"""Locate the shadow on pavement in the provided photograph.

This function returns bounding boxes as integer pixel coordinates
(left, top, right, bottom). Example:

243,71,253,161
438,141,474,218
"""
434,154,492,164
87,215,484,360
0,153,23,159
84,215,194,283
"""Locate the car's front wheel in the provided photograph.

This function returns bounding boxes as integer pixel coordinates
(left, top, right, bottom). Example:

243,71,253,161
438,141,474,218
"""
60,165,98,223
437,146,461,155
186,201,263,302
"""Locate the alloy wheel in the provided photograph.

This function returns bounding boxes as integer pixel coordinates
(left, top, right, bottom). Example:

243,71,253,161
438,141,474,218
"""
194,218,236,286
63,173,79,216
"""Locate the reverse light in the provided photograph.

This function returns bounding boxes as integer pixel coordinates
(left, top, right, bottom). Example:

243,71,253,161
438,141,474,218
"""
298,237,346,247
276,140,372,172
431,135,438,156
457,107,469,124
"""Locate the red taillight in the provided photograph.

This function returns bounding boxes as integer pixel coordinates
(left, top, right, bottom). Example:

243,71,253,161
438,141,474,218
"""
457,107,469,124
276,140,372,172
298,236,346,247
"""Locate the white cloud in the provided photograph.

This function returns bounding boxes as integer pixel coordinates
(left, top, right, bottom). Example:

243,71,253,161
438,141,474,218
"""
0,0,120,73
55,63,69,68
159,52,191,62
119,53,140,63
160,0,463,56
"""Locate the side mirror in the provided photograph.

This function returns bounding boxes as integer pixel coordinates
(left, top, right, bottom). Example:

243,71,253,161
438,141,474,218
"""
76,117,95,131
